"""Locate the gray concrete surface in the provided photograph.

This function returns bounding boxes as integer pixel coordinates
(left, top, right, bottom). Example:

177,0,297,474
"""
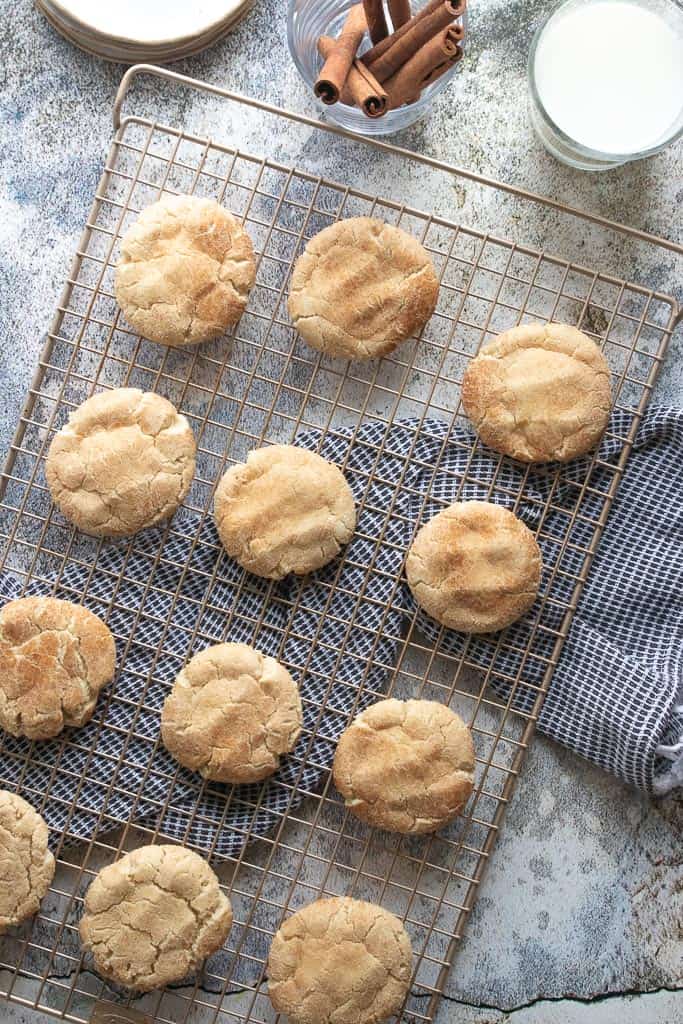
0,1,681,1022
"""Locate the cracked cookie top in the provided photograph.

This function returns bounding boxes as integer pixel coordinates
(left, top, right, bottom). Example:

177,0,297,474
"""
0,596,116,740
333,699,475,835
79,844,233,992
161,642,303,784
214,445,356,579
46,388,196,537
0,789,55,932
462,322,612,463
287,217,439,361
268,896,412,1024
405,500,542,634
115,194,256,347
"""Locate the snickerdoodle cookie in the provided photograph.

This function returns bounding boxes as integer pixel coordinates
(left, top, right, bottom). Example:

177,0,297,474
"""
115,194,255,347
46,388,196,537
161,642,302,784
0,790,55,932
0,596,116,740
288,217,439,360
268,896,412,1024
79,845,233,992
462,322,612,463
333,698,475,834
405,500,541,633
214,445,356,579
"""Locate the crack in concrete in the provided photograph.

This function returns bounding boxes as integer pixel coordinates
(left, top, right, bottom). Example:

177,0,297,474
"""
43,962,249,998
30,965,683,1016
411,981,683,1013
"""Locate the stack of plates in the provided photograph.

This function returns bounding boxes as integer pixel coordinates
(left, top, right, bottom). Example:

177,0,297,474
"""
36,0,253,62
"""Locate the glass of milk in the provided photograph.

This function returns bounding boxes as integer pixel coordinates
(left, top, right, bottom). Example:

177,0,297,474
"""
528,0,683,170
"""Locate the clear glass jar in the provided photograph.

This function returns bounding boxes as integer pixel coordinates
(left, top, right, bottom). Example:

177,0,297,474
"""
287,0,466,136
528,0,683,171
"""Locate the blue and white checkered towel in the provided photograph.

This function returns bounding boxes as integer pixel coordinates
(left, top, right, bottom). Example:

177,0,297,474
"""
0,407,681,858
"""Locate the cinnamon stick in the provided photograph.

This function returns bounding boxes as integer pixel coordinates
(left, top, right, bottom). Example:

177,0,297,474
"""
364,0,466,66
388,0,411,29
419,44,463,88
314,5,368,105
384,25,462,108
363,0,388,44
364,0,465,82
391,48,462,106
318,36,387,118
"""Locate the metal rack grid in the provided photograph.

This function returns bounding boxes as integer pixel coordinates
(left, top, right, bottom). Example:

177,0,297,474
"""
1,66,681,1024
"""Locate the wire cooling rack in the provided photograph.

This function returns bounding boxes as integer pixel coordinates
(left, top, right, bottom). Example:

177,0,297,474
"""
1,66,681,1024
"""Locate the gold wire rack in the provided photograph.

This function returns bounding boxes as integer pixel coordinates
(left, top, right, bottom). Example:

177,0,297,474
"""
1,65,681,1024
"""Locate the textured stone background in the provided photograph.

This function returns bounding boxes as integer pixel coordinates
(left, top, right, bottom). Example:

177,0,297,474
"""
0,1,681,1022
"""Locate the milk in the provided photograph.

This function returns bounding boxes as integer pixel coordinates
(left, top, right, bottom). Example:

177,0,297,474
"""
532,0,683,156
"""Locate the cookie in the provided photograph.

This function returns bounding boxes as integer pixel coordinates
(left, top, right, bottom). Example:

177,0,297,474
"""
288,217,439,360
46,388,196,537
268,896,412,1024
214,445,356,579
161,642,303,784
405,500,542,633
0,596,116,740
333,698,475,834
79,844,233,992
115,194,256,347
0,790,55,932
462,322,612,463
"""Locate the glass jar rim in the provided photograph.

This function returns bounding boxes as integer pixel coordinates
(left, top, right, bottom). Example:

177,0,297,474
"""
527,0,683,161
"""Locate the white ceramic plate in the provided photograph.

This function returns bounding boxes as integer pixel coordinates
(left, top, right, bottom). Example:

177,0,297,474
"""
45,0,251,46
38,0,252,60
